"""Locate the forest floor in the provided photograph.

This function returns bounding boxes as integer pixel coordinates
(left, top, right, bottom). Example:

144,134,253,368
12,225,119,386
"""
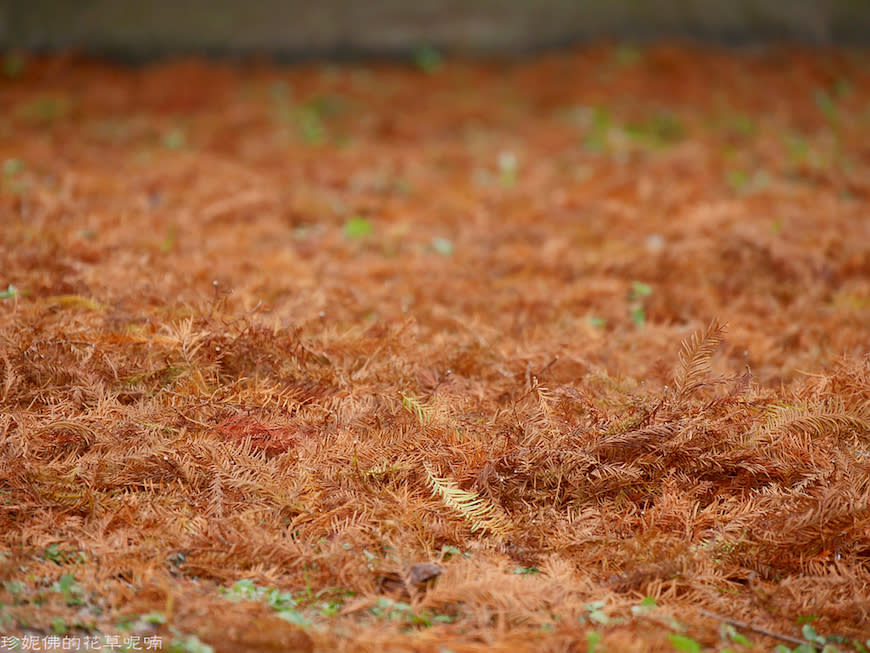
1,44,869,652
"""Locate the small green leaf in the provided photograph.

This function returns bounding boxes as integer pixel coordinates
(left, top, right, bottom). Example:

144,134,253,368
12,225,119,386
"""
814,89,838,123
5,581,24,595
719,623,751,646
163,128,186,150
668,634,701,653
631,596,658,615
833,78,852,99
0,285,17,299
56,574,76,593
613,44,641,67
297,108,325,144
588,316,606,328
413,46,443,74
728,113,756,137
584,601,609,625
512,566,539,575
727,168,749,191
586,631,602,653
276,609,310,627
344,216,373,239
161,224,178,253
631,281,653,297
630,305,646,326
169,635,214,653
266,588,297,610
588,609,609,625
431,237,454,256
584,601,606,610
142,611,167,624
3,52,26,78
802,624,826,645
498,151,518,187
3,158,24,176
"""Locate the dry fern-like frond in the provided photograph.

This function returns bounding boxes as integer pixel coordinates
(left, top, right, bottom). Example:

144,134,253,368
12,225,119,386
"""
765,402,870,440
424,467,510,536
401,392,432,425
672,319,726,400
535,383,558,428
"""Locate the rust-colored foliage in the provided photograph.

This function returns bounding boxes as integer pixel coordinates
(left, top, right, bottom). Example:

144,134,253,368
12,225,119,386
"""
1,44,869,651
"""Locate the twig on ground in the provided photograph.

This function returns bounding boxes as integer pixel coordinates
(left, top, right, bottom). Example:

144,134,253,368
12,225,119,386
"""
698,609,820,650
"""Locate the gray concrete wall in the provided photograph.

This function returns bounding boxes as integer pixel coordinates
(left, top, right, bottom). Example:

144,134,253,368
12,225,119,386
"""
1,0,868,59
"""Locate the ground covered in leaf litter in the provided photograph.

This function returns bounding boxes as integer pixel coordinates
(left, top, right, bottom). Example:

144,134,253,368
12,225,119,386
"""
1,44,869,653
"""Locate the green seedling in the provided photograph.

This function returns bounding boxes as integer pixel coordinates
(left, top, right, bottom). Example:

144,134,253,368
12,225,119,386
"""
344,216,373,239
220,578,269,602
140,611,167,625
394,178,412,195
719,623,751,646
631,596,658,616
726,168,768,195
625,111,684,148
43,544,87,565
440,544,470,560
581,601,609,626
161,224,178,253
163,128,186,150
632,281,653,296
583,107,612,151
297,107,326,144
512,566,539,575
727,168,750,192
726,113,756,138
3,52,26,78
19,95,69,124
431,237,454,256
586,631,603,653
613,44,642,67
802,624,826,647
369,597,451,627
169,634,214,653
629,281,653,327
413,46,443,74
276,609,310,627
814,89,838,124
498,151,518,188
630,305,646,326
668,633,702,653
52,574,83,607
307,94,344,119
5,581,24,599
3,158,24,176
0,285,18,299
220,579,311,627
2,158,28,194
833,78,852,99
785,134,810,166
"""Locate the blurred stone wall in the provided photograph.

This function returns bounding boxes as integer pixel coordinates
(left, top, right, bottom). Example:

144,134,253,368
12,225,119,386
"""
0,0,867,58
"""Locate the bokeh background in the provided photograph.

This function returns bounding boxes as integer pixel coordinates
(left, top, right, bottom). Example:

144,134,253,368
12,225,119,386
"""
2,0,869,60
